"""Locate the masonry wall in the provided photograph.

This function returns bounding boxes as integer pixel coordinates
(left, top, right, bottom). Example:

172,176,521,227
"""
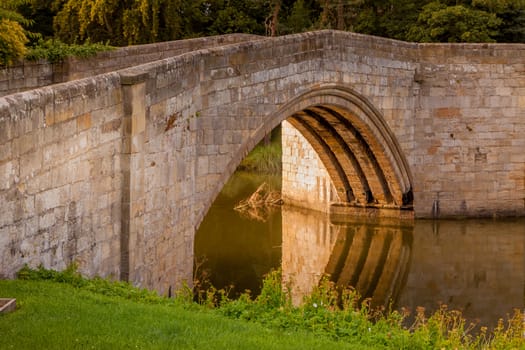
0,34,261,97
281,120,334,212
182,31,421,226
0,61,55,97
281,33,525,218
136,31,420,290
0,74,125,279
412,44,525,217
326,31,420,168
121,57,206,293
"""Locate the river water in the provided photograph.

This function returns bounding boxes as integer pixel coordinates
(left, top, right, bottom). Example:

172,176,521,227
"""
195,171,525,328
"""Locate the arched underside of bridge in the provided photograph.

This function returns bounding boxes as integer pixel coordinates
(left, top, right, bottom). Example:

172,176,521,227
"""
207,85,414,226
275,85,413,213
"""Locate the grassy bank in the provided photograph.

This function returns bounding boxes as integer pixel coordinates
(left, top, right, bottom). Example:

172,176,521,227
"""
238,128,282,174
0,267,523,349
0,279,361,349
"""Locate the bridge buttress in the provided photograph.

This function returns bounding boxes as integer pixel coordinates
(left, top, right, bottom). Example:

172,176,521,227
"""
120,70,148,284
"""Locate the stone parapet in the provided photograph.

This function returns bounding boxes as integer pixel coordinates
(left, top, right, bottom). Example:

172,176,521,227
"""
0,34,262,97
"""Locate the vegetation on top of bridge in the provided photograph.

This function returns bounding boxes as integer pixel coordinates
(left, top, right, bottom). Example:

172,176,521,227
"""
0,0,114,65
1,0,525,66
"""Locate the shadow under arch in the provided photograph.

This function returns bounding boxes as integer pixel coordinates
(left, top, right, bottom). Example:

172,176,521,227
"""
197,84,414,229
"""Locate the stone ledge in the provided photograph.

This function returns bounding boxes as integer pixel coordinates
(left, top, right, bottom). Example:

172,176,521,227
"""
120,69,149,85
0,298,16,314
330,202,415,222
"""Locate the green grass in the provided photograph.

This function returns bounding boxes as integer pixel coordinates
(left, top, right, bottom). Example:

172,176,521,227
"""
238,129,282,175
0,280,364,349
1,267,523,349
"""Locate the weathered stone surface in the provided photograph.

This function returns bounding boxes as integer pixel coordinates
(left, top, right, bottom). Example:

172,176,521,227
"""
1,30,524,293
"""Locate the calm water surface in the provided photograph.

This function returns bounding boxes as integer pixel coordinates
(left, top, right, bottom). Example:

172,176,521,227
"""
195,171,525,328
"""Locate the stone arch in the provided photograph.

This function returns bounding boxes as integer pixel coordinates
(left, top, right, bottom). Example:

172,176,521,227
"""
199,84,413,228
276,84,413,211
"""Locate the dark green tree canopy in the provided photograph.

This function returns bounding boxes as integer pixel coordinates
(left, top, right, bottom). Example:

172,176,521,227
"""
407,1,502,42
22,0,525,45
2,0,524,66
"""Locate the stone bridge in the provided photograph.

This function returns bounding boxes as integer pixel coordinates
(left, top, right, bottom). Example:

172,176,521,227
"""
1,30,524,293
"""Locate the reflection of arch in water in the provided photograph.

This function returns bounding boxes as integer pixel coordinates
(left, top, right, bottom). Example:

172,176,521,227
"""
324,220,413,309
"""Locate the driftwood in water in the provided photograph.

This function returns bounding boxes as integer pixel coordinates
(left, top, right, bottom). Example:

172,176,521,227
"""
234,182,282,222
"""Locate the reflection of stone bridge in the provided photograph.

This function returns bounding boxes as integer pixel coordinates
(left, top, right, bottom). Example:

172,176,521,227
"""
1,30,525,292
324,220,412,308
281,206,524,326
281,206,412,308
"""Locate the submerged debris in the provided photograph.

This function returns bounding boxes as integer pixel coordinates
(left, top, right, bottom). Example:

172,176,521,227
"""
234,182,282,222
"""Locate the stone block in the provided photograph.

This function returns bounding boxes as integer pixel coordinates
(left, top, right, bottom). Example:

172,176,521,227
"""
0,160,17,190
19,150,43,180
35,186,69,213
0,200,15,227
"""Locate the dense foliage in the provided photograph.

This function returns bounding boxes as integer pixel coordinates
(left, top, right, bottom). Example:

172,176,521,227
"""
25,38,113,63
0,0,33,65
1,0,525,65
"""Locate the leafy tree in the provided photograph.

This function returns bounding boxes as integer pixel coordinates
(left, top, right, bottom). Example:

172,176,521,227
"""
472,0,525,42
0,19,29,65
122,0,188,44
284,0,313,33
0,0,33,65
315,0,356,30
0,0,33,26
407,1,502,42
17,0,56,40
52,0,270,45
377,0,431,40
207,0,267,36
312,0,431,40
495,5,525,42
11,0,525,53
52,0,128,45
336,0,430,40
209,4,259,34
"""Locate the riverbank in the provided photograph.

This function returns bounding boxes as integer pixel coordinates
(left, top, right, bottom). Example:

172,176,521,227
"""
0,266,522,349
237,127,282,175
0,274,359,349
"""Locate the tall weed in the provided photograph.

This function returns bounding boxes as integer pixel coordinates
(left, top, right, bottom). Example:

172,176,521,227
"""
217,269,525,349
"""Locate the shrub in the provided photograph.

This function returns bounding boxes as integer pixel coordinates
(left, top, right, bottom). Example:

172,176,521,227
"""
25,38,114,63
0,19,28,65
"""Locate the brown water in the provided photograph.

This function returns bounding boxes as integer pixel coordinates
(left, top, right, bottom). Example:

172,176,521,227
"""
195,171,525,328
